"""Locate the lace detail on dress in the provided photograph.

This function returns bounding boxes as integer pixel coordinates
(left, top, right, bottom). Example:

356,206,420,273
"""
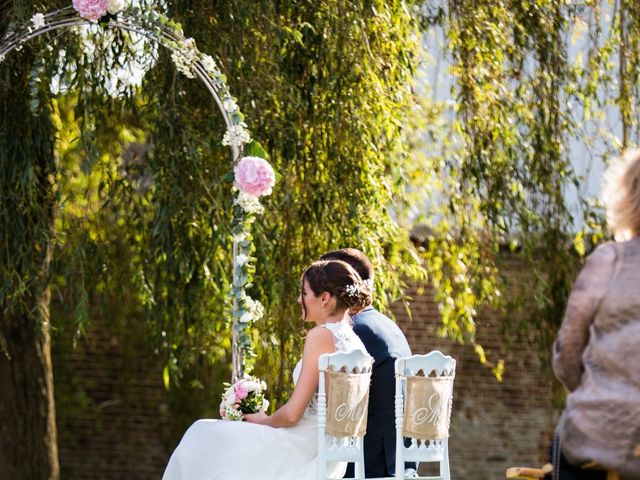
321,320,367,353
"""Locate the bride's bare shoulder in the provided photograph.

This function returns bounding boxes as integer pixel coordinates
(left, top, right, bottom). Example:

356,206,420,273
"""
303,326,335,349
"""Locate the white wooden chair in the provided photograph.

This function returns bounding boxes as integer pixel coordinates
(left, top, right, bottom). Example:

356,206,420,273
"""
394,351,456,480
317,350,374,480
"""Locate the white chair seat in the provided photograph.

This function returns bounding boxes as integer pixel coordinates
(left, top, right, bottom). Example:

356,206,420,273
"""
402,439,447,462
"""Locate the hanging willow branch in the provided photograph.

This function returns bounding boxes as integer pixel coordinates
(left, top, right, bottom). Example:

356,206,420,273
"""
404,0,640,376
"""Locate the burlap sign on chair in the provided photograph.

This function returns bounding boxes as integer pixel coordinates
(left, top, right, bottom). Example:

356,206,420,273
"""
325,370,371,438
402,375,454,439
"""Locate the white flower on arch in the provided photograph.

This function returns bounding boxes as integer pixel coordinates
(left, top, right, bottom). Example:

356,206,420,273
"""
31,13,46,30
107,0,131,15
171,37,199,79
200,54,221,77
235,254,250,266
222,123,251,147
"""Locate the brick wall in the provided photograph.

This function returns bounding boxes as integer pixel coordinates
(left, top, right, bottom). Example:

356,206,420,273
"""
54,325,173,480
53,276,559,480
391,282,559,480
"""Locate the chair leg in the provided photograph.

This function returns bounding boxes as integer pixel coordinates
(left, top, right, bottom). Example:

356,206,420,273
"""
318,460,326,480
355,439,365,480
395,454,404,480
355,460,364,480
442,439,450,480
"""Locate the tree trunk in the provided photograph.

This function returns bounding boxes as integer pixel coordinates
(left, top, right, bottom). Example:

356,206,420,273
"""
0,34,61,478
0,232,59,479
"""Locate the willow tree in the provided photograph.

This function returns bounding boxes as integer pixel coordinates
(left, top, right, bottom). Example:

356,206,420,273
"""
0,1,426,477
403,0,640,372
178,0,428,398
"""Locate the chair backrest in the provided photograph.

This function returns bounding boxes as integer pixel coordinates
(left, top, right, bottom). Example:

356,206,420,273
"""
395,351,456,480
396,350,456,377
317,350,373,480
396,351,455,440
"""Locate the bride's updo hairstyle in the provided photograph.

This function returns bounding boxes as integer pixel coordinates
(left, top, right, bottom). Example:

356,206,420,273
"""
302,260,373,316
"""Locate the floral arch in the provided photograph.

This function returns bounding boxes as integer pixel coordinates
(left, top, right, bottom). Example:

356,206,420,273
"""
0,1,274,382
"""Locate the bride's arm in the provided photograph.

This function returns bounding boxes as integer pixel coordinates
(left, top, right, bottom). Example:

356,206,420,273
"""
245,326,335,428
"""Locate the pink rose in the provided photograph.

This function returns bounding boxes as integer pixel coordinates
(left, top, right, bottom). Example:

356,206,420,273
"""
234,156,275,197
234,383,248,400
73,0,108,21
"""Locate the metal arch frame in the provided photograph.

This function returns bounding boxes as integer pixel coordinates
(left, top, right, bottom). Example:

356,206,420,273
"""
0,5,249,382
1,6,239,152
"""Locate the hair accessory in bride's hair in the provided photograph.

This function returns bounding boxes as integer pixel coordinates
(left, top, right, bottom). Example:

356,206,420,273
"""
345,280,369,298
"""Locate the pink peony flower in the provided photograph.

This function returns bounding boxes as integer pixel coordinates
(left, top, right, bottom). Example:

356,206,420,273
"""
234,383,248,400
234,156,275,197
73,0,108,21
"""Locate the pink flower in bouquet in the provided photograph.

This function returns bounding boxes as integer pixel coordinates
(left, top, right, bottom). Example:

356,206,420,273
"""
220,375,267,421
73,0,108,21
234,156,275,197
234,382,248,400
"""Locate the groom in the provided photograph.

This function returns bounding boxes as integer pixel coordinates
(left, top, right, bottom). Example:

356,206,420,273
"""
320,248,416,478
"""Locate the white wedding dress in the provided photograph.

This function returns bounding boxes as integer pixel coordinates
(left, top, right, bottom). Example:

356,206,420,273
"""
162,320,367,480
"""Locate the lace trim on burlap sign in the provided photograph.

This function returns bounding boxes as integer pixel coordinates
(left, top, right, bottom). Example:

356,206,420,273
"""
326,371,371,438
402,375,454,440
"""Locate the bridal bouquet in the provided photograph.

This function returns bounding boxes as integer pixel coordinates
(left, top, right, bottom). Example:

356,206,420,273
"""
220,376,269,421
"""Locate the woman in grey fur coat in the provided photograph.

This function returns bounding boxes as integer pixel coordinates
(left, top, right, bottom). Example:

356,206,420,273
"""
553,149,640,480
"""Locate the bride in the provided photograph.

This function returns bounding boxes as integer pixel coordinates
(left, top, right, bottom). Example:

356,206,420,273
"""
162,259,371,480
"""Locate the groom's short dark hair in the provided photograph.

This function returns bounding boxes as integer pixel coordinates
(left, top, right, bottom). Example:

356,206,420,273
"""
320,248,374,282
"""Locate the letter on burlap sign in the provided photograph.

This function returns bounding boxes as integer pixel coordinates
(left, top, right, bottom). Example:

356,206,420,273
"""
326,371,371,437
403,375,454,439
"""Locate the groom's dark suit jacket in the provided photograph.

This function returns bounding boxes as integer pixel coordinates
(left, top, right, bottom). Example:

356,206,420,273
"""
345,306,412,478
